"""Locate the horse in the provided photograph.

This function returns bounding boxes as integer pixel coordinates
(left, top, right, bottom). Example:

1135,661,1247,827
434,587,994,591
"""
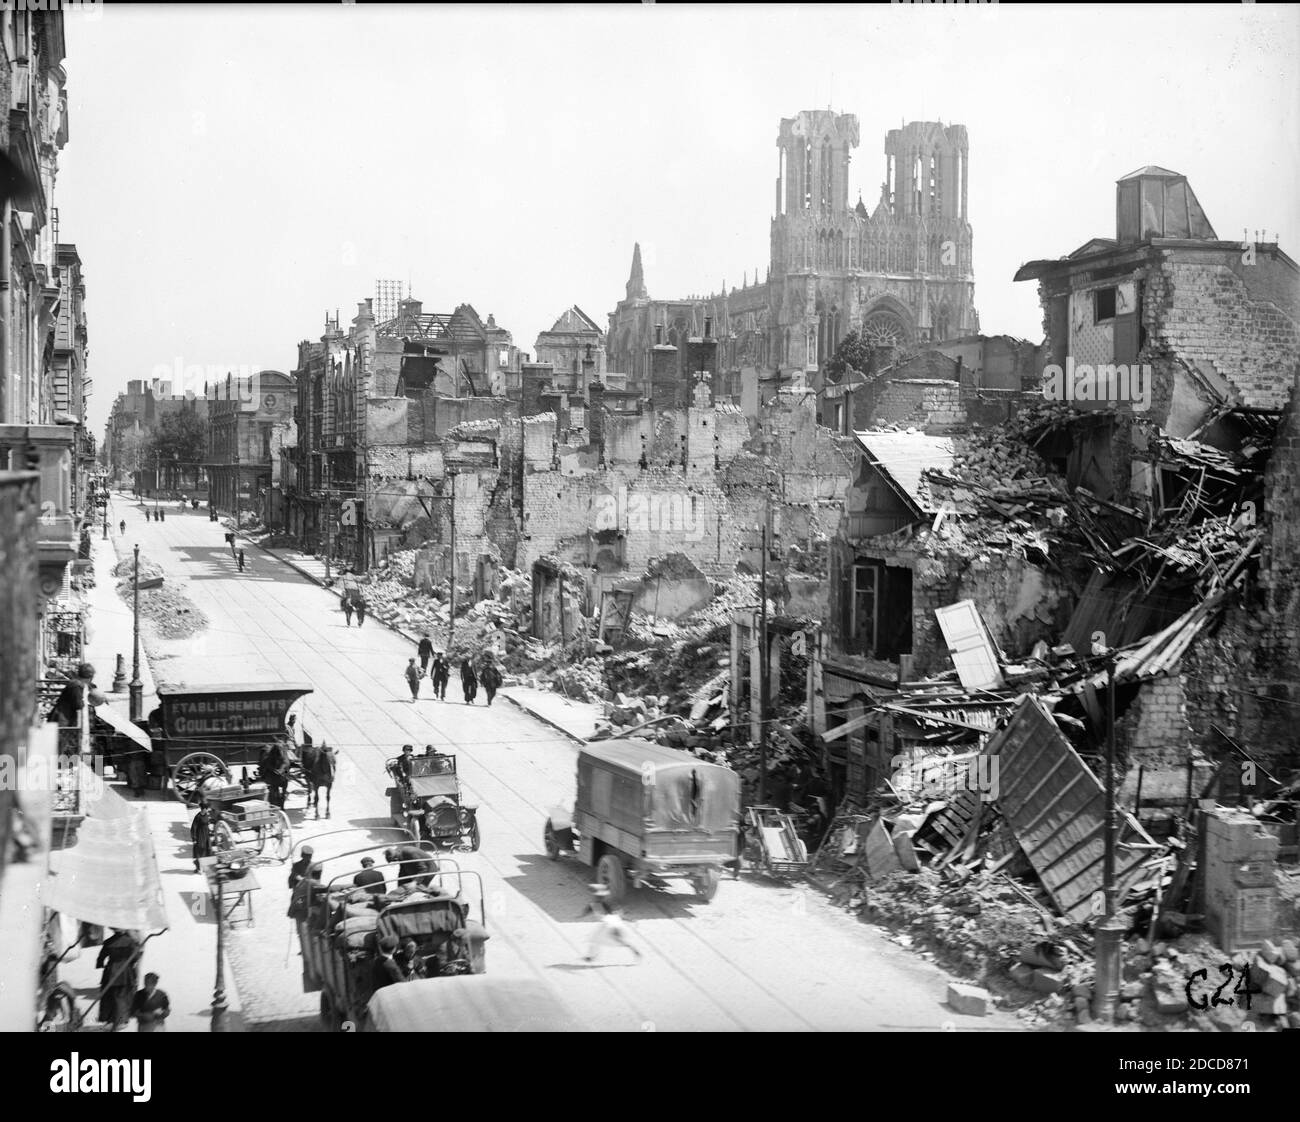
300,742,337,819
257,743,290,809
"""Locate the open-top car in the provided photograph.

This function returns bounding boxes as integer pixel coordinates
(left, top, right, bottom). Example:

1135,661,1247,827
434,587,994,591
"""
386,752,480,851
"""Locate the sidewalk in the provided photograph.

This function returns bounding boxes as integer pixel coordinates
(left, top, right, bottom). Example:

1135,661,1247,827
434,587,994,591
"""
52,496,248,1032
499,685,601,745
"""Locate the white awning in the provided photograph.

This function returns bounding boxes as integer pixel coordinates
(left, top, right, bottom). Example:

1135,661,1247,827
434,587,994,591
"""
43,775,169,931
93,702,151,753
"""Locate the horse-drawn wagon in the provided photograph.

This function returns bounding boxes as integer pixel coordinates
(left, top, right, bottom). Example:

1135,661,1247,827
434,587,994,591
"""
148,682,315,804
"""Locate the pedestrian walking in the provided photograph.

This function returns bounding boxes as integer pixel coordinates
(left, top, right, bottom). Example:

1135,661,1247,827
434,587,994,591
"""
430,652,450,700
191,804,216,872
579,885,642,964
480,658,502,707
341,594,354,627
417,633,434,673
158,508,165,522
95,930,140,1030
130,973,170,1032
237,549,246,572
144,509,151,523
353,594,367,627
460,659,478,705
118,519,126,535
404,658,422,701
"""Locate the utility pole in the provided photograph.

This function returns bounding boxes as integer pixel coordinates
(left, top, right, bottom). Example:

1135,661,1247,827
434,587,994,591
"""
447,470,458,647
324,488,333,584
233,445,240,535
153,451,160,514
758,483,770,806
1094,651,1125,1021
128,543,142,720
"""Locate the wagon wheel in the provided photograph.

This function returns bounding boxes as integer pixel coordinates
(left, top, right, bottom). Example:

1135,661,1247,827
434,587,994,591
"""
172,752,231,805
212,820,236,853
261,809,293,862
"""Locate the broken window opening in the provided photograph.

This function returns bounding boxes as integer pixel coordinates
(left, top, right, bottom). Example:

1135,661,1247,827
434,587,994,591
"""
1094,286,1117,323
849,560,913,659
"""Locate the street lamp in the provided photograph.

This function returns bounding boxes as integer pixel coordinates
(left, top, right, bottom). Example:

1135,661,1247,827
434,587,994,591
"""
211,863,229,1032
128,543,143,721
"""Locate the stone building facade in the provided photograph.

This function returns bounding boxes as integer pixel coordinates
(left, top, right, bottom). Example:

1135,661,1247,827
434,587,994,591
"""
606,112,978,410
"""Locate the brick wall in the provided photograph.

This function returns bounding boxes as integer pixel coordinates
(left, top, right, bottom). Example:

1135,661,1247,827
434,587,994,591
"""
1147,254,1300,411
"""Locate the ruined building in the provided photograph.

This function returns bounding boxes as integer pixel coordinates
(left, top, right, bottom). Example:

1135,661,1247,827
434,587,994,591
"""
606,113,979,411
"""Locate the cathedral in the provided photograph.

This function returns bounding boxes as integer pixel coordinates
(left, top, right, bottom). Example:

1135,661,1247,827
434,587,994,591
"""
606,111,978,395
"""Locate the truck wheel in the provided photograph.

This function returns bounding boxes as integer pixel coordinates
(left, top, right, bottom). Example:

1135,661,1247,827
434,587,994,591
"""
544,820,560,860
692,867,720,902
597,854,627,903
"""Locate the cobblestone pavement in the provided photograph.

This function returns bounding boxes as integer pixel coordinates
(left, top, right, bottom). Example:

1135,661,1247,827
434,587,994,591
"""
102,495,1022,1031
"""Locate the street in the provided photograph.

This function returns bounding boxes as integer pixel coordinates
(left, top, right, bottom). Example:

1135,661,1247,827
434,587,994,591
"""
110,495,1020,1031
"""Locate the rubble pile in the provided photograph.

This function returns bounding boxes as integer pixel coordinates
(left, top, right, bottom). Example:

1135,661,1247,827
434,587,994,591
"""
113,554,208,640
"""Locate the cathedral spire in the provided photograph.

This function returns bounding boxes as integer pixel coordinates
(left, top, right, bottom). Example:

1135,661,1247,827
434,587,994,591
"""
626,242,648,302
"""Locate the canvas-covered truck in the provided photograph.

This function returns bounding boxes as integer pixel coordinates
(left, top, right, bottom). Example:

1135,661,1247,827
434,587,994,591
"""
295,843,489,1030
543,739,740,903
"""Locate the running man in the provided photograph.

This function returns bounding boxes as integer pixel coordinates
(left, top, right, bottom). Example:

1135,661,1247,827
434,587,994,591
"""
579,884,642,964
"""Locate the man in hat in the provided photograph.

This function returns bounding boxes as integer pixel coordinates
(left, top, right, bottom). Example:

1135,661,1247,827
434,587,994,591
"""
396,938,428,981
384,844,437,889
579,884,642,964
430,651,450,701
353,856,386,896
288,845,316,890
46,663,107,747
404,657,422,702
479,656,503,707
191,804,217,872
394,744,415,781
287,863,328,922
417,633,434,674
372,936,405,990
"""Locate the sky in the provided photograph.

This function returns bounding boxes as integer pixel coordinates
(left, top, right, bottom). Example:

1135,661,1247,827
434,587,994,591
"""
59,4,1300,439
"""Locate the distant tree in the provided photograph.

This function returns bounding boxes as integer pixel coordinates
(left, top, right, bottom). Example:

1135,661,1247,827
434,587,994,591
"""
144,409,207,488
823,331,878,386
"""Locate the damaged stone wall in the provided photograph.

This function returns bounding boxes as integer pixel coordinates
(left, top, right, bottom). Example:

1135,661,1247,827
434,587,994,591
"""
872,379,968,430
831,531,1075,677
1182,373,1300,774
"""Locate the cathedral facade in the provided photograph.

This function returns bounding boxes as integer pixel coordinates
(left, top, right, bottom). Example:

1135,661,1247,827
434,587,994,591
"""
607,111,978,393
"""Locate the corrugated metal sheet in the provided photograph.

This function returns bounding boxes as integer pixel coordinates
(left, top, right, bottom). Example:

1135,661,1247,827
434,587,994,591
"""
853,431,955,514
988,696,1157,923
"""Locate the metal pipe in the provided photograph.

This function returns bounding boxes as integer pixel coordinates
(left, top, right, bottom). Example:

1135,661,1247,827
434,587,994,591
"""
128,543,143,720
0,198,9,423
448,470,457,647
